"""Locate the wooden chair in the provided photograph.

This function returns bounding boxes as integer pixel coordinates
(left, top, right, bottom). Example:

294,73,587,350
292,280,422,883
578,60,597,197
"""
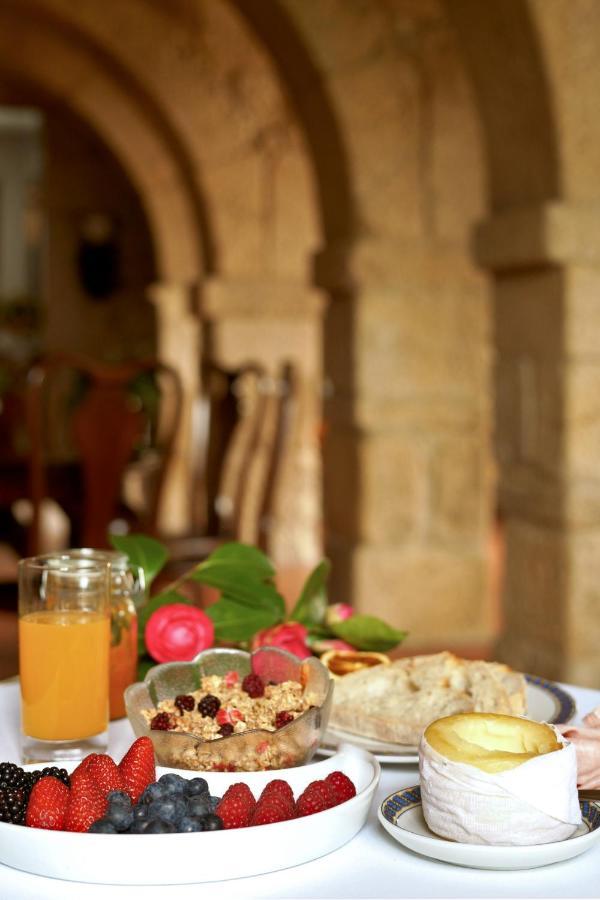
161,360,297,571
24,352,182,554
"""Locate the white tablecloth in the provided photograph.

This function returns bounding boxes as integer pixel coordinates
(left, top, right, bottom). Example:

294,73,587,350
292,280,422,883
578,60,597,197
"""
1,679,599,899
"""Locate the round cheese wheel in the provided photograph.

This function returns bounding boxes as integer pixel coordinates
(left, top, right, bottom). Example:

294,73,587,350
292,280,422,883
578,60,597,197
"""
419,712,581,846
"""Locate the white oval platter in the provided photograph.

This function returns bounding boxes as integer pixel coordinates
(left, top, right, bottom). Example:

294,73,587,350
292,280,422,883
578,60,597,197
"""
0,744,379,885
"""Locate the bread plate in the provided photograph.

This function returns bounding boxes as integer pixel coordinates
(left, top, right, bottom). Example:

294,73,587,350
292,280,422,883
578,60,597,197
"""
378,786,600,870
318,675,576,763
0,744,380,885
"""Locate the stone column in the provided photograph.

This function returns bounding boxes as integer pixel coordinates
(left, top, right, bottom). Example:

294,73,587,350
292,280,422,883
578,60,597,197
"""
202,275,326,566
147,281,201,535
476,202,600,685
315,237,493,649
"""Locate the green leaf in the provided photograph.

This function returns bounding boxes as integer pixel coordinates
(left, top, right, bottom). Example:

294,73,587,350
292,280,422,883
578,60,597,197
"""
194,542,275,580
188,562,285,620
137,654,156,681
110,533,168,588
289,560,330,627
137,589,193,655
331,615,407,652
205,597,280,643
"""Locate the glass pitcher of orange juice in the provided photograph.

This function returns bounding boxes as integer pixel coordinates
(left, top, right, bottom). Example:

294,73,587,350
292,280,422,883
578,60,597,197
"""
18,555,110,763
62,549,144,720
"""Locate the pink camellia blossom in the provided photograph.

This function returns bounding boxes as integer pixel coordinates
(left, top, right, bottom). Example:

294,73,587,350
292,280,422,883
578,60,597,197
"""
145,604,214,663
309,637,356,655
251,621,311,659
325,603,354,627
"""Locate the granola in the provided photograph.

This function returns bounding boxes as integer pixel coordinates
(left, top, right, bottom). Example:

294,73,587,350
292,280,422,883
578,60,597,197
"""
141,674,312,740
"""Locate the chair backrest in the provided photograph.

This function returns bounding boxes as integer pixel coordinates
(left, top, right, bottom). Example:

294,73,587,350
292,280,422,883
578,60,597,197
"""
25,352,182,552
196,360,297,551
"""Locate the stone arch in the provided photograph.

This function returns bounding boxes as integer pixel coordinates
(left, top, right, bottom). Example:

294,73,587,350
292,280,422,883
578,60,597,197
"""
0,0,325,545
0,1,204,282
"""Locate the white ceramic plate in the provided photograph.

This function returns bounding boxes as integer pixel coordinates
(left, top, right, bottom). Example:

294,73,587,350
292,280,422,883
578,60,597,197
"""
378,786,600,870
318,675,576,763
0,744,380,885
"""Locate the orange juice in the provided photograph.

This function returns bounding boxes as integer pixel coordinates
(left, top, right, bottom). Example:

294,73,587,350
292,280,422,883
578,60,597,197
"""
19,610,109,741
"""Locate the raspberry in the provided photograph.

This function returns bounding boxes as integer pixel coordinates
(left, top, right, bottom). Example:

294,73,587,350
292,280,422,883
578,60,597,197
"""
174,695,195,715
325,771,356,805
221,783,256,809
251,798,296,826
197,694,220,718
150,712,176,730
259,779,294,805
296,780,335,817
215,784,255,829
218,723,234,737
274,710,294,729
241,673,265,698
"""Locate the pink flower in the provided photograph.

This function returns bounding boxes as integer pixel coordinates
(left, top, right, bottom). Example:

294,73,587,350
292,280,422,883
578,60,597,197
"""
325,603,354,627
251,621,311,659
145,604,214,663
309,637,356,655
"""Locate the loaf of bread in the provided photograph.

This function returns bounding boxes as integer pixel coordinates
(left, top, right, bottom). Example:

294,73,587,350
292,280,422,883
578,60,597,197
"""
328,651,527,745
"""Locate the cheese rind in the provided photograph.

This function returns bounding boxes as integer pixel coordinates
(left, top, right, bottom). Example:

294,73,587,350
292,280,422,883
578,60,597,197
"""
419,713,581,846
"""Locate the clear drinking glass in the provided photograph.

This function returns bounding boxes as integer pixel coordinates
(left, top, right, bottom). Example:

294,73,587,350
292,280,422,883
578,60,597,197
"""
18,555,111,763
61,549,144,720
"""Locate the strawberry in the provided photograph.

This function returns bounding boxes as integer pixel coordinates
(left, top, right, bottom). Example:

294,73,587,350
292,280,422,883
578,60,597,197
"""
118,737,156,804
86,754,123,798
259,779,294,805
216,707,244,727
224,670,239,688
64,770,106,832
296,780,335,817
325,771,356,805
25,776,69,830
70,753,98,781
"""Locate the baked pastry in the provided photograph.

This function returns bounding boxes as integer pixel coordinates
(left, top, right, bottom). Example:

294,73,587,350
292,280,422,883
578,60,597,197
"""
328,651,527,745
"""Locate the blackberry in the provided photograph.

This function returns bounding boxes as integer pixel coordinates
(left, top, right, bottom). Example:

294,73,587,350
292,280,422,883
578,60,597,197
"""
274,710,294,729
0,788,27,825
241,673,265,698
174,694,195,715
29,767,70,789
150,711,176,730
198,694,220,718
218,723,234,737
0,762,29,792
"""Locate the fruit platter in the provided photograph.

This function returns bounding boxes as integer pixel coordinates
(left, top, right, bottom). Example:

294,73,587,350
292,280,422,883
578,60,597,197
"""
0,738,380,884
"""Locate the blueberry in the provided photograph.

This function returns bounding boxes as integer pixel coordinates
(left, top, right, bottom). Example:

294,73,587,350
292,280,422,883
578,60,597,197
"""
208,795,221,812
140,782,166,804
106,804,134,832
130,818,150,833
158,773,186,795
151,797,187,825
89,818,118,834
145,818,176,834
106,790,131,808
177,815,205,833
200,813,224,831
186,796,210,817
133,804,150,821
184,777,208,798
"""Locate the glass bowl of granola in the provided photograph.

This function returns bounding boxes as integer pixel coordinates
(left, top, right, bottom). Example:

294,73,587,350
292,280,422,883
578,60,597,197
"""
124,646,334,772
